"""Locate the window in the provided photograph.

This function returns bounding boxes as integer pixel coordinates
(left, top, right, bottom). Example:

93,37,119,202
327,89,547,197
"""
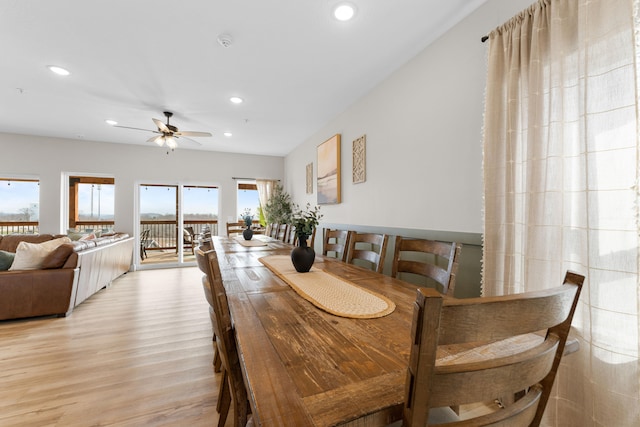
237,182,260,219
0,178,39,234
69,176,115,231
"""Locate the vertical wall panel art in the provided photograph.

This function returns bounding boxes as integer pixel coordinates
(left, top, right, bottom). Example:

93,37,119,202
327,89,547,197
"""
352,134,366,184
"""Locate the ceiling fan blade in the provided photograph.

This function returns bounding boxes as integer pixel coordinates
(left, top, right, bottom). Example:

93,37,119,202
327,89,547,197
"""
174,131,212,136
114,125,158,133
177,136,203,146
152,118,171,133
174,131,212,137
147,135,165,146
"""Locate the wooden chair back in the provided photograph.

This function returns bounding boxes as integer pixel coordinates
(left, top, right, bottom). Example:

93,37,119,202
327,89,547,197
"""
322,229,352,262
183,226,196,254
345,232,389,273
276,223,288,242
267,223,279,239
403,271,584,426
226,222,244,237
139,228,150,260
391,237,461,297
196,248,249,427
286,225,297,244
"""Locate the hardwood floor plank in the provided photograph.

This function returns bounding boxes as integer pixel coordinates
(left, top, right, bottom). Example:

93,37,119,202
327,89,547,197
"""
0,267,224,426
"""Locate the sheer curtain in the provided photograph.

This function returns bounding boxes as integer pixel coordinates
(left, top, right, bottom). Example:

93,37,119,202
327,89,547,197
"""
482,0,639,425
255,179,278,224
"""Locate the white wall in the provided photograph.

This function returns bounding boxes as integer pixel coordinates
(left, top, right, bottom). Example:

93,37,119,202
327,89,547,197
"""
284,0,531,234
1,133,283,235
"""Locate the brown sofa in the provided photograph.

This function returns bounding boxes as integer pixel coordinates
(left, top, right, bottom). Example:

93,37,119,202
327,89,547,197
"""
0,233,134,320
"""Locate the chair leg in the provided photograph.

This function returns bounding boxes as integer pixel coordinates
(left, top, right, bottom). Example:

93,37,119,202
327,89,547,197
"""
214,347,222,373
217,369,231,425
213,337,222,373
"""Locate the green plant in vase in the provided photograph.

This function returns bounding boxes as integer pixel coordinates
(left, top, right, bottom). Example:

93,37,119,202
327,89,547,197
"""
290,203,322,272
263,185,293,226
240,208,254,240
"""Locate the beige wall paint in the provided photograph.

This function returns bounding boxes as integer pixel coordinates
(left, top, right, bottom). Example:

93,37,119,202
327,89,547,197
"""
1,133,283,236
283,0,532,234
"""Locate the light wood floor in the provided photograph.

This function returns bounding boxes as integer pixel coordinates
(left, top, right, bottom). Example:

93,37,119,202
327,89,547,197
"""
0,267,224,427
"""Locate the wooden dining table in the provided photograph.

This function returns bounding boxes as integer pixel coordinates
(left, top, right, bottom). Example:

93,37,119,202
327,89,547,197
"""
211,235,546,427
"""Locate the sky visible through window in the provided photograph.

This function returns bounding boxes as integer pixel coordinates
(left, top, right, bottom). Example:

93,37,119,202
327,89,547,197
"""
77,184,115,219
237,188,260,219
0,180,258,221
0,180,39,218
140,185,219,219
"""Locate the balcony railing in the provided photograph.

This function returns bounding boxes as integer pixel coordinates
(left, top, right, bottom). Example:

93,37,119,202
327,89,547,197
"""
0,221,39,235
0,220,219,253
140,220,218,250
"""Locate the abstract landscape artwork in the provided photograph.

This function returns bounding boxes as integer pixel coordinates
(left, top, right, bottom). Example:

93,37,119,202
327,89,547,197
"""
317,134,341,204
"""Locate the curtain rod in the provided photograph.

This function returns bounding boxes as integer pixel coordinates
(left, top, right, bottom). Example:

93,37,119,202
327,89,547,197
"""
481,35,489,43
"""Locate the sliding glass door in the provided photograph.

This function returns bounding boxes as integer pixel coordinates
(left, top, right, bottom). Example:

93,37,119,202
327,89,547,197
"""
138,183,218,268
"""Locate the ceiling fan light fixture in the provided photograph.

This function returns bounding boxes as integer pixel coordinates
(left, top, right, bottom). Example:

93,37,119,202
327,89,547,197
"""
47,65,71,76
230,96,243,104
152,135,165,146
165,136,177,149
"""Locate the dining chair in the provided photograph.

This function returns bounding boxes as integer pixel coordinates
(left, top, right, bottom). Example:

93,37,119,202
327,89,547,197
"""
401,271,584,426
267,223,279,239
183,226,197,255
226,222,245,237
345,231,389,273
286,224,297,244
276,223,288,242
194,249,222,368
139,228,150,260
199,249,250,427
322,229,352,262
391,237,461,297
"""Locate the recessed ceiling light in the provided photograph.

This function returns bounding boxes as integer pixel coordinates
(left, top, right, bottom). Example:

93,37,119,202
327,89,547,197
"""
105,119,118,126
224,132,232,137
333,3,356,21
230,96,243,104
47,65,71,76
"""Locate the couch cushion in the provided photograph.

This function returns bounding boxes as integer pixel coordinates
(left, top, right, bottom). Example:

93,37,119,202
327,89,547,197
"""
0,250,15,270
0,234,57,252
9,237,72,271
41,244,75,269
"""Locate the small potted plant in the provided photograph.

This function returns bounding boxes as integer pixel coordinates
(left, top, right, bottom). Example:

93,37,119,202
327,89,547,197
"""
241,208,254,240
290,203,322,272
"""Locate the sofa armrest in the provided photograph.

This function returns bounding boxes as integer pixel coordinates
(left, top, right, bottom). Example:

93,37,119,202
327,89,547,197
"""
0,268,79,320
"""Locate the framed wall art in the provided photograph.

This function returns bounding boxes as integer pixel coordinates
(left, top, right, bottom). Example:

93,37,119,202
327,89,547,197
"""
317,134,341,204
306,163,313,194
352,134,366,183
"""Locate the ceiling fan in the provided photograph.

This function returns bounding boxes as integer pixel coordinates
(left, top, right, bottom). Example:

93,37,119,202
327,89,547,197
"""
115,111,212,150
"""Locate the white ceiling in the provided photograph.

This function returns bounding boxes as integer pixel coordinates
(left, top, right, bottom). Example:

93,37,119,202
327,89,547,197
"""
1,0,487,156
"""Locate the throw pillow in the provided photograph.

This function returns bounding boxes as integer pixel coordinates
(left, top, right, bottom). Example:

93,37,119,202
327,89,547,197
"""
68,231,87,241
0,250,15,271
41,244,75,269
9,236,72,271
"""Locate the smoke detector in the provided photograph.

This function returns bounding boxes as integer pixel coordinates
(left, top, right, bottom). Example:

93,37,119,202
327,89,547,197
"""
217,33,233,48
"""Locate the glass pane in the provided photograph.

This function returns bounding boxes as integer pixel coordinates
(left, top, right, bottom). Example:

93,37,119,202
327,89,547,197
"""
140,185,177,220
183,186,218,221
0,179,39,221
238,188,260,219
77,183,115,221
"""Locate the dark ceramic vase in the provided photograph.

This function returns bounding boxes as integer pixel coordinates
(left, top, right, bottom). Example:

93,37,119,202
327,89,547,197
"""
242,226,254,240
291,236,315,272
